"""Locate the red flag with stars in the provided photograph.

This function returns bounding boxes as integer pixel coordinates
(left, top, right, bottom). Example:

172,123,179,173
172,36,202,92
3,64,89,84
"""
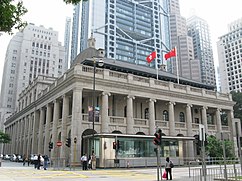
146,51,157,63
164,48,176,60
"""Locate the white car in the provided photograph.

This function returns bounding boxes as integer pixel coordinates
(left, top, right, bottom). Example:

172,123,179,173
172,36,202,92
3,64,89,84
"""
10,154,17,161
4,154,10,160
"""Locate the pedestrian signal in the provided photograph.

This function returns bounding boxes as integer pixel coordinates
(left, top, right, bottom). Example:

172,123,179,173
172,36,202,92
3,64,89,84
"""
48,142,53,150
153,129,162,145
113,142,117,149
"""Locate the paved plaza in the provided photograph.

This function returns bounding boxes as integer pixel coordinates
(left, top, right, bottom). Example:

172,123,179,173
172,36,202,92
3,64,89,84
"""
0,160,193,181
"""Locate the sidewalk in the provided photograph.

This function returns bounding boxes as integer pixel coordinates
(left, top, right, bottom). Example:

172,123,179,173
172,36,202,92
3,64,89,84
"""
0,160,195,180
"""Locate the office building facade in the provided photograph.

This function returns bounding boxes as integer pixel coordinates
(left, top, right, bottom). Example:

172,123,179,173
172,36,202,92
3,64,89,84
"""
0,24,67,130
168,0,201,82
71,0,170,69
64,17,72,68
187,16,216,87
217,18,242,93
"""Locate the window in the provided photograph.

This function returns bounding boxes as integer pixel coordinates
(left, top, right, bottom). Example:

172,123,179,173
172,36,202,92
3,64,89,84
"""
163,110,169,121
195,118,199,123
179,112,185,122
124,106,127,117
145,108,149,119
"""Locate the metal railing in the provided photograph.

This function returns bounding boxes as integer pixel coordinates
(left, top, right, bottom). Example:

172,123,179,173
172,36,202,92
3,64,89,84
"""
191,159,242,181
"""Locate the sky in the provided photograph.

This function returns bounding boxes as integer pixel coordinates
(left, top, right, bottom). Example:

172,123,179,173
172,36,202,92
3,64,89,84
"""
0,0,241,88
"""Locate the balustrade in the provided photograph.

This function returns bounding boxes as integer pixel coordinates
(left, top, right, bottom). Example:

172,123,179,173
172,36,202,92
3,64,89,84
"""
175,122,186,128
109,116,125,124
134,118,147,125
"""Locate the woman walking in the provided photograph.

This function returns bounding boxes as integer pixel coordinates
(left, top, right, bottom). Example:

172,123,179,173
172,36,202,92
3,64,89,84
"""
165,157,173,180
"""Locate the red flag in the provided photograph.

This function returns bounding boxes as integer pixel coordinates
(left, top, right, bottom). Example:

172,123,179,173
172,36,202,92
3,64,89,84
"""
146,51,157,63
164,48,176,60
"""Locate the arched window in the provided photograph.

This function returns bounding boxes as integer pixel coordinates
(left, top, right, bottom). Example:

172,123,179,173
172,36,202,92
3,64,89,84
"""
145,108,149,119
163,110,169,121
179,112,185,122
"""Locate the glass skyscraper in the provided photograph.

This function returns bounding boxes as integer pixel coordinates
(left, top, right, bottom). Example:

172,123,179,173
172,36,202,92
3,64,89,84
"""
187,15,216,87
71,0,170,69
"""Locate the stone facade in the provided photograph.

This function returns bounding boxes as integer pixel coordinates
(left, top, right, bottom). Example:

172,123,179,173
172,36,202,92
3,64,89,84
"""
4,63,237,167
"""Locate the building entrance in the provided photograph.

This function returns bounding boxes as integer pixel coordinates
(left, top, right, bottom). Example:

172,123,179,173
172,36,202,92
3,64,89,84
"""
82,133,194,168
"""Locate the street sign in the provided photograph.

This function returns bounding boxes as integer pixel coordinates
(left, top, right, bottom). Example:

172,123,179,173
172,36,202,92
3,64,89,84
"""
57,141,62,147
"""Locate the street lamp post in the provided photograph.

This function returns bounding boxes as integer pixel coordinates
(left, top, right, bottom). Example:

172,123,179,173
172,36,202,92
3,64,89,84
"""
92,59,96,153
92,57,104,154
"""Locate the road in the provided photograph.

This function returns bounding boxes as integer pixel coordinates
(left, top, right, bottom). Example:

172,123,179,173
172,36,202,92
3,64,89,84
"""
0,160,193,181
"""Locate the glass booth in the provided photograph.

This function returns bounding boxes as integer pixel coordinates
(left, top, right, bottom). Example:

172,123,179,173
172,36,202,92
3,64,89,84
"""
82,133,193,168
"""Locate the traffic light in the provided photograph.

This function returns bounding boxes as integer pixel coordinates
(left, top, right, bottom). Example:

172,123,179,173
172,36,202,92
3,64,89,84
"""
113,142,117,149
204,133,208,146
74,137,77,144
117,140,120,149
153,129,162,145
65,138,71,147
194,135,201,146
48,142,53,151
194,135,201,154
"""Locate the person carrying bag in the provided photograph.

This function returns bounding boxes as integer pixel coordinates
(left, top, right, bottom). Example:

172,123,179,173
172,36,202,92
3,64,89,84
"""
165,157,173,180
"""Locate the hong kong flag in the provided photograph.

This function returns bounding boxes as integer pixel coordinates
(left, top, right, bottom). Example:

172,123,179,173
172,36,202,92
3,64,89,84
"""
146,51,157,63
164,48,176,60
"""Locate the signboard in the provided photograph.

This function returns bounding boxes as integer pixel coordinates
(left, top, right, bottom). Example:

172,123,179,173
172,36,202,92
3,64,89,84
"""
57,141,62,147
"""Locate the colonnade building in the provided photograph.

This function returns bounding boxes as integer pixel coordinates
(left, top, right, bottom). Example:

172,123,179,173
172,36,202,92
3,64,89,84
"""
4,44,238,168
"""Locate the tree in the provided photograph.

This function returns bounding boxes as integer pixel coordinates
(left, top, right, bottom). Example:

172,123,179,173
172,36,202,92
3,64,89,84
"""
63,0,89,4
0,131,11,144
231,91,242,122
0,0,28,34
206,135,234,159
0,0,89,34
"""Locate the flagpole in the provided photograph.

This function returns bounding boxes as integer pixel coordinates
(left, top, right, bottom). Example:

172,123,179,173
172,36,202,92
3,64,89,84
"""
155,50,158,80
175,47,179,84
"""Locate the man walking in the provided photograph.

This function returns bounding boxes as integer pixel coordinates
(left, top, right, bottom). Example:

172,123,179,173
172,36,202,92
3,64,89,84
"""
43,155,49,170
81,153,88,170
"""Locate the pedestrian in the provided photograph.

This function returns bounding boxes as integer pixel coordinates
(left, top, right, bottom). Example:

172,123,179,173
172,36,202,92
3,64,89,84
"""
33,155,38,169
88,156,92,169
165,157,173,180
37,154,41,170
27,155,30,166
81,153,88,170
23,154,26,166
43,155,49,170
91,152,96,170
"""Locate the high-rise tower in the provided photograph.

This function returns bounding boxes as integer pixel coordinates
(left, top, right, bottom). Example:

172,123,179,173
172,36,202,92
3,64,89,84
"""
70,3,82,64
187,15,216,87
71,0,171,69
168,0,201,82
64,17,72,68
217,18,242,93
0,23,67,129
